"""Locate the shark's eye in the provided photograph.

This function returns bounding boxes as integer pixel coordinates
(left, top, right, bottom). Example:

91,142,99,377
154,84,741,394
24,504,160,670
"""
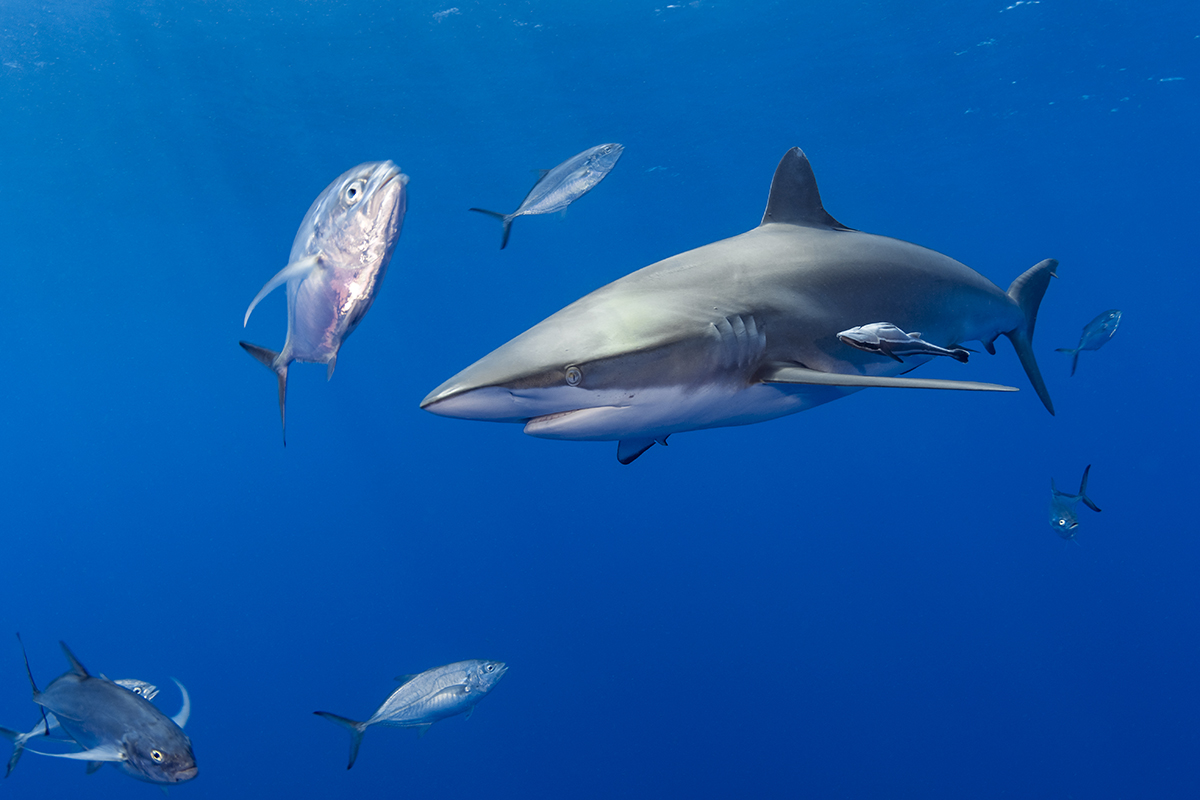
565,366,582,386
151,750,164,763
344,180,366,205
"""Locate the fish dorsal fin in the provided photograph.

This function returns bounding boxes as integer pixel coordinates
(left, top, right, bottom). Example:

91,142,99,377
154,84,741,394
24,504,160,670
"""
393,674,418,685
759,148,851,230
59,642,90,678
170,679,191,729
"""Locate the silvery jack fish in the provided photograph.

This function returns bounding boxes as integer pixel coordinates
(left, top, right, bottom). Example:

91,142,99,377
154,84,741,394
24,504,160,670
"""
1050,464,1102,539
1,678,171,777
1056,309,1121,376
423,147,1057,464
470,143,623,249
314,659,507,770
837,322,971,363
241,161,408,443
0,638,195,785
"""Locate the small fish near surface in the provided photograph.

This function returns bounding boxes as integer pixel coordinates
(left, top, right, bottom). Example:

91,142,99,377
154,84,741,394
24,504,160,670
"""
314,659,507,769
1056,309,1121,376
240,161,409,443
424,146,1058,465
0,637,195,785
1050,464,1102,539
470,143,623,249
837,323,971,363
1,678,169,777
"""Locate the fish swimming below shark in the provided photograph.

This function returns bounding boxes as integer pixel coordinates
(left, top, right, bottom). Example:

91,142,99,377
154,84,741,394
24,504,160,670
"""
1050,464,1102,539
470,143,623,249
423,146,1058,464
1,638,195,785
241,160,408,444
314,659,507,770
1056,309,1121,376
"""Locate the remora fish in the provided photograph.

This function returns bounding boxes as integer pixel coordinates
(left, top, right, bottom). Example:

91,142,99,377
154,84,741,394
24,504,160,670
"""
1050,464,1102,539
1,679,169,777
470,143,623,249
314,659,507,769
1056,309,1121,376
837,322,971,363
422,147,1057,464
240,161,408,443
0,639,196,784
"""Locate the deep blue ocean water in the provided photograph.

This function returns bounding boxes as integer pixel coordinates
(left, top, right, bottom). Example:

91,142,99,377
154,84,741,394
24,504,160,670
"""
1,1,1197,797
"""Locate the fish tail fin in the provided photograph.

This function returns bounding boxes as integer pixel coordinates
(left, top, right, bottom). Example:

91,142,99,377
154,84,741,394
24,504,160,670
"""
1003,258,1058,415
313,712,368,770
1,726,25,778
1054,347,1082,377
239,342,289,446
468,208,514,249
1079,464,1102,513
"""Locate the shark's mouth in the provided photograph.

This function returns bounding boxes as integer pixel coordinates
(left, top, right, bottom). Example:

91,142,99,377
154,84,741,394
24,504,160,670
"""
523,405,627,440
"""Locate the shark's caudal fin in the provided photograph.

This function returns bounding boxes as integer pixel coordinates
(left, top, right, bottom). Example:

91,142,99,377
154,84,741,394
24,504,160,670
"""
1003,258,1058,416
1078,464,1102,513
468,208,515,250
313,712,368,770
759,148,853,231
239,342,289,446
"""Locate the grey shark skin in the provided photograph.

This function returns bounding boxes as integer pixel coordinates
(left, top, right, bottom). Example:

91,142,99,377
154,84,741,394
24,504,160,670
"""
1,639,196,785
240,160,408,443
1,678,170,777
423,147,1057,464
1050,464,1102,539
314,659,507,770
837,322,971,364
470,143,623,249
1056,309,1121,376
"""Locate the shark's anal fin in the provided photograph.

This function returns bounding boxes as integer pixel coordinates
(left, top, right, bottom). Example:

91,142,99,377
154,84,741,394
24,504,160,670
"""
243,255,320,327
760,366,1018,393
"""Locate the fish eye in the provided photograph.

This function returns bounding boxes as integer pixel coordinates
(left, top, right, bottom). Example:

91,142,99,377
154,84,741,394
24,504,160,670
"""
1057,520,1066,526
344,180,366,205
565,366,582,386
151,750,164,763
486,664,495,672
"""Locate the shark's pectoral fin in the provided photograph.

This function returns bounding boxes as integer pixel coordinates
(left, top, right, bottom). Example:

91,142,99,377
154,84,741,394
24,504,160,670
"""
170,679,191,729
243,255,320,327
617,438,658,465
24,743,126,763
760,366,1018,393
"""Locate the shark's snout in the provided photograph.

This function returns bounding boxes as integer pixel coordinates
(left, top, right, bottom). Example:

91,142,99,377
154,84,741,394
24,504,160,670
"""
420,383,530,422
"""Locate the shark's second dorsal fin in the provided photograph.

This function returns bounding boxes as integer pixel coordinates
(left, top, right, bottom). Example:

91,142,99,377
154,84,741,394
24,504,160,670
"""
760,148,852,230
59,642,90,678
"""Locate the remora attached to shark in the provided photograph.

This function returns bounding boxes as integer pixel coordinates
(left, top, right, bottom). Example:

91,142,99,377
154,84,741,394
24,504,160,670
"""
241,161,408,443
422,147,1057,464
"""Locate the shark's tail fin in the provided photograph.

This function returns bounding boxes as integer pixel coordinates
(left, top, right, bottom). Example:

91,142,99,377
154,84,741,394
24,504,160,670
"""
1054,346,1082,377
468,208,514,250
1078,464,1101,513
239,342,289,446
1003,258,1058,415
313,712,368,770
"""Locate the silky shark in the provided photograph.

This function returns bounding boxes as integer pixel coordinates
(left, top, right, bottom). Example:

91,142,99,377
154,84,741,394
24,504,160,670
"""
422,147,1056,464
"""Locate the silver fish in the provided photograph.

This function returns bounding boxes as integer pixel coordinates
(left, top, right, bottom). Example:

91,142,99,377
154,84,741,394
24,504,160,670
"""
2,678,175,777
1,639,196,785
1050,464,1102,539
314,659,507,769
1056,309,1121,376
423,147,1056,465
837,322,970,363
470,143,623,249
240,161,409,443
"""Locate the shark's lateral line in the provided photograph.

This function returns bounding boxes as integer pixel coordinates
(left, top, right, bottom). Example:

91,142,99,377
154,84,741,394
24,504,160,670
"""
422,147,1056,463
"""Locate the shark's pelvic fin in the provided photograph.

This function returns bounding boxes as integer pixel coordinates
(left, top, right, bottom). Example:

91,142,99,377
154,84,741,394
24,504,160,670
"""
239,342,289,446
760,366,1018,392
616,438,659,465
759,148,852,231
1003,258,1058,416
243,255,320,327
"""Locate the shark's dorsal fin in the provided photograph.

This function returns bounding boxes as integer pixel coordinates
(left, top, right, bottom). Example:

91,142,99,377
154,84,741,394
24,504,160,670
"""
760,148,852,231
59,642,90,678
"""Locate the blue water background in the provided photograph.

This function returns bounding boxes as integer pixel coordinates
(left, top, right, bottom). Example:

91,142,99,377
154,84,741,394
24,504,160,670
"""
1,1,1197,797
